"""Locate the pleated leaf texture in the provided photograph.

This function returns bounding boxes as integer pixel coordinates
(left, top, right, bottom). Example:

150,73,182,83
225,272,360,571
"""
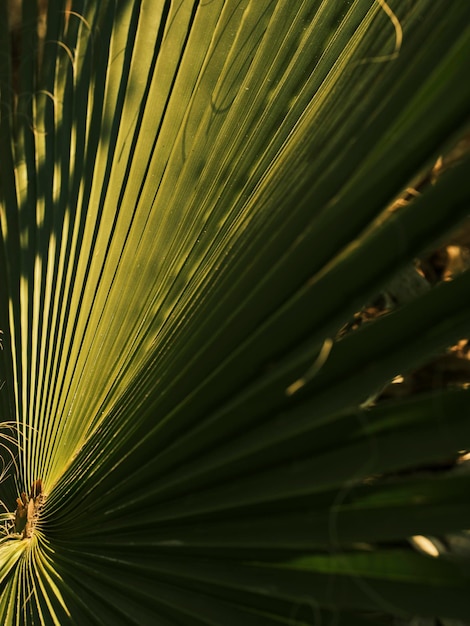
1,0,470,624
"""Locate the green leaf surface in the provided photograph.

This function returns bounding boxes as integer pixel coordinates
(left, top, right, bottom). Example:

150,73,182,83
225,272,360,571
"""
1,0,470,623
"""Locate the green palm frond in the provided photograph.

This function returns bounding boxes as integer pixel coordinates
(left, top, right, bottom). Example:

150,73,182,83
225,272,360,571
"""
1,0,470,623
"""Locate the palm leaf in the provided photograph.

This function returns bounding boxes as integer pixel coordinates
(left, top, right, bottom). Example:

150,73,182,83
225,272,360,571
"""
1,0,470,623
